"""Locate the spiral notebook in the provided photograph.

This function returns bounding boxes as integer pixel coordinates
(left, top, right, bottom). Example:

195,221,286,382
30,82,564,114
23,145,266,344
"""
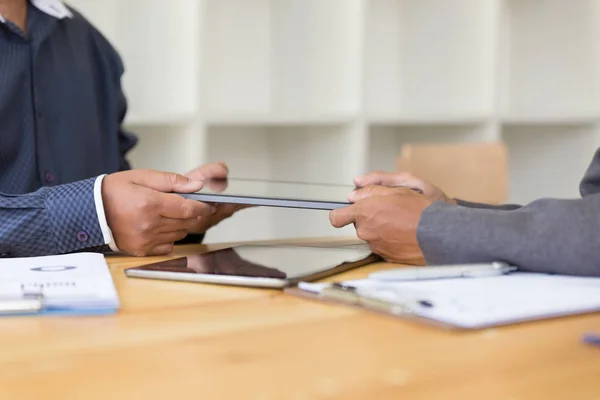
0,252,120,316
286,273,600,329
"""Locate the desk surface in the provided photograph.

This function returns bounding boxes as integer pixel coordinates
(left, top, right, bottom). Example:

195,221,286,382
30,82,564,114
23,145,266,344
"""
0,237,599,399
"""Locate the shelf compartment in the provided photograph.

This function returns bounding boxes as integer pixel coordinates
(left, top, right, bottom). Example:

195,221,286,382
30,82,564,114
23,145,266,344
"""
367,123,490,173
203,0,362,117
499,0,600,117
365,0,497,117
502,124,600,204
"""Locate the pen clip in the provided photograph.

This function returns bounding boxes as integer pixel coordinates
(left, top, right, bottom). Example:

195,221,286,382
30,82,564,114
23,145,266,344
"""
322,283,360,303
0,292,44,315
321,284,414,315
461,265,517,278
331,283,357,292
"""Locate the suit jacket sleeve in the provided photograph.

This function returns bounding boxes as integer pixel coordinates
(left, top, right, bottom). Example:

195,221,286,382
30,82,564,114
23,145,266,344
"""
0,178,107,257
416,148,600,277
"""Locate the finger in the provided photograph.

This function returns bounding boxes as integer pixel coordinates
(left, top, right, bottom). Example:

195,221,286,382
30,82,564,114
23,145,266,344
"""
197,203,247,225
186,203,246,234
348,185,407,202
156,216,209,233
389,177,425,193
131,169,204,193
215,203,247,217
329,206,357,228
354,171,424,191
204,179,229,193
157,193,216,219
349,186,419,202
185,162,229,181
155,229,189,244
145,243,175,256
229,203,254,211
353,171,403,187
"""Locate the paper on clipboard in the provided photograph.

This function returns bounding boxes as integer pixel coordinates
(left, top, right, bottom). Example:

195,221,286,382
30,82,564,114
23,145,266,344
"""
286,273,600,329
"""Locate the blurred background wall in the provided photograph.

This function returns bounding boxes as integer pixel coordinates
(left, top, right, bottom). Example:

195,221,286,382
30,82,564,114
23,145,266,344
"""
68,0,600,242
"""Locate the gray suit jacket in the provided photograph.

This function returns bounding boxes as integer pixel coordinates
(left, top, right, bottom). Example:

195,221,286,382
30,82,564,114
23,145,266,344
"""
417,148,600,277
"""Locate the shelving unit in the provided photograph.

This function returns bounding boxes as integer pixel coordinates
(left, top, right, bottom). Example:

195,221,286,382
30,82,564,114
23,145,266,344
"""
202,0,362,118
498,0,600,118
68,0,600,243
365,0,497,119
368,123,491,172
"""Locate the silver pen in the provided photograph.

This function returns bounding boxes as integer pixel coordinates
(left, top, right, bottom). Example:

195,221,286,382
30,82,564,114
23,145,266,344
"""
368,262,517,282
319,283,432,315
0,293,44,315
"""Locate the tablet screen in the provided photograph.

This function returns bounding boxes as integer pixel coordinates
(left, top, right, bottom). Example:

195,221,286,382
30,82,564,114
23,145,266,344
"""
180,178,355,210
125,245,376,281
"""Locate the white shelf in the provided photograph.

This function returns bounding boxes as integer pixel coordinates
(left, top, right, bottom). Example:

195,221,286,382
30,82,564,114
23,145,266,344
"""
123,113,197,127
202,0,362,117
501,113,600,126
205,112,357,126
76,0,600,240
365,0,497,117
499,0,600,117
120,0,201,121
368,113,490,126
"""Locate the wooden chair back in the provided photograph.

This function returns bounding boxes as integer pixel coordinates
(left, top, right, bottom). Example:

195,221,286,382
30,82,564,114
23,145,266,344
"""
396,142,508,204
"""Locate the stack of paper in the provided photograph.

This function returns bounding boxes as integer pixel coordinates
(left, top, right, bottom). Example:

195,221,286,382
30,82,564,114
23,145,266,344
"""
0,252,119,316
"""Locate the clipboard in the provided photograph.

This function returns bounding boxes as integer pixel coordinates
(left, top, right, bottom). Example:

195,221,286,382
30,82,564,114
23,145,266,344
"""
284,283,459,330
284,273,600,330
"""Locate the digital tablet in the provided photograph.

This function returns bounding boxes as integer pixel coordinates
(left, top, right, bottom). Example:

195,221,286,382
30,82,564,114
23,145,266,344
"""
124,245,380,288
177,178,354,210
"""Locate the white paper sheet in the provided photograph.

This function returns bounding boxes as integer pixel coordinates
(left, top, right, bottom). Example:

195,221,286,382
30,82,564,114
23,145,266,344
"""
0,252,119,310
298,273,600,328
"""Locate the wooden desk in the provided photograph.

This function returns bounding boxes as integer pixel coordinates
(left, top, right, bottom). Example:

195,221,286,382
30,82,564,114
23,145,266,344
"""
0,238,599,399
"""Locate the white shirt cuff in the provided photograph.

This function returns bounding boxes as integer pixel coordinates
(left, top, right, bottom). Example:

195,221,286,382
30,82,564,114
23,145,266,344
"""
93,175,119,252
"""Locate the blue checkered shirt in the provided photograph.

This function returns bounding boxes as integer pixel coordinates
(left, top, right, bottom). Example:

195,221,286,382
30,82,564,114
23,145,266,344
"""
0,4,137,257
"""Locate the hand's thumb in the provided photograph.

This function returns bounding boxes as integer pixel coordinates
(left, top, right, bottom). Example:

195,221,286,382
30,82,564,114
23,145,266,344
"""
348,185,384,202
131,169,204,193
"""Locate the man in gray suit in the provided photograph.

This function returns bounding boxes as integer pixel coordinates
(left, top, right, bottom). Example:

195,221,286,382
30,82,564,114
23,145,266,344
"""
329,148,600,277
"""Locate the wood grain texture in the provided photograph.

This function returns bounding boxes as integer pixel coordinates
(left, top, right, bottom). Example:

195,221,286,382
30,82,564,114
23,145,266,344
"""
1,238,599,399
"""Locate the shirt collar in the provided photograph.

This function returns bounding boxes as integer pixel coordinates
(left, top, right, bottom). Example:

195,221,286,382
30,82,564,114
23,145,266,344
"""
0,0,73,24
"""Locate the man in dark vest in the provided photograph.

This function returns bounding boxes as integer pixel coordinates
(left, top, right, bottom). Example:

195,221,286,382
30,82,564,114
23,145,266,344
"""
0,0,242,257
